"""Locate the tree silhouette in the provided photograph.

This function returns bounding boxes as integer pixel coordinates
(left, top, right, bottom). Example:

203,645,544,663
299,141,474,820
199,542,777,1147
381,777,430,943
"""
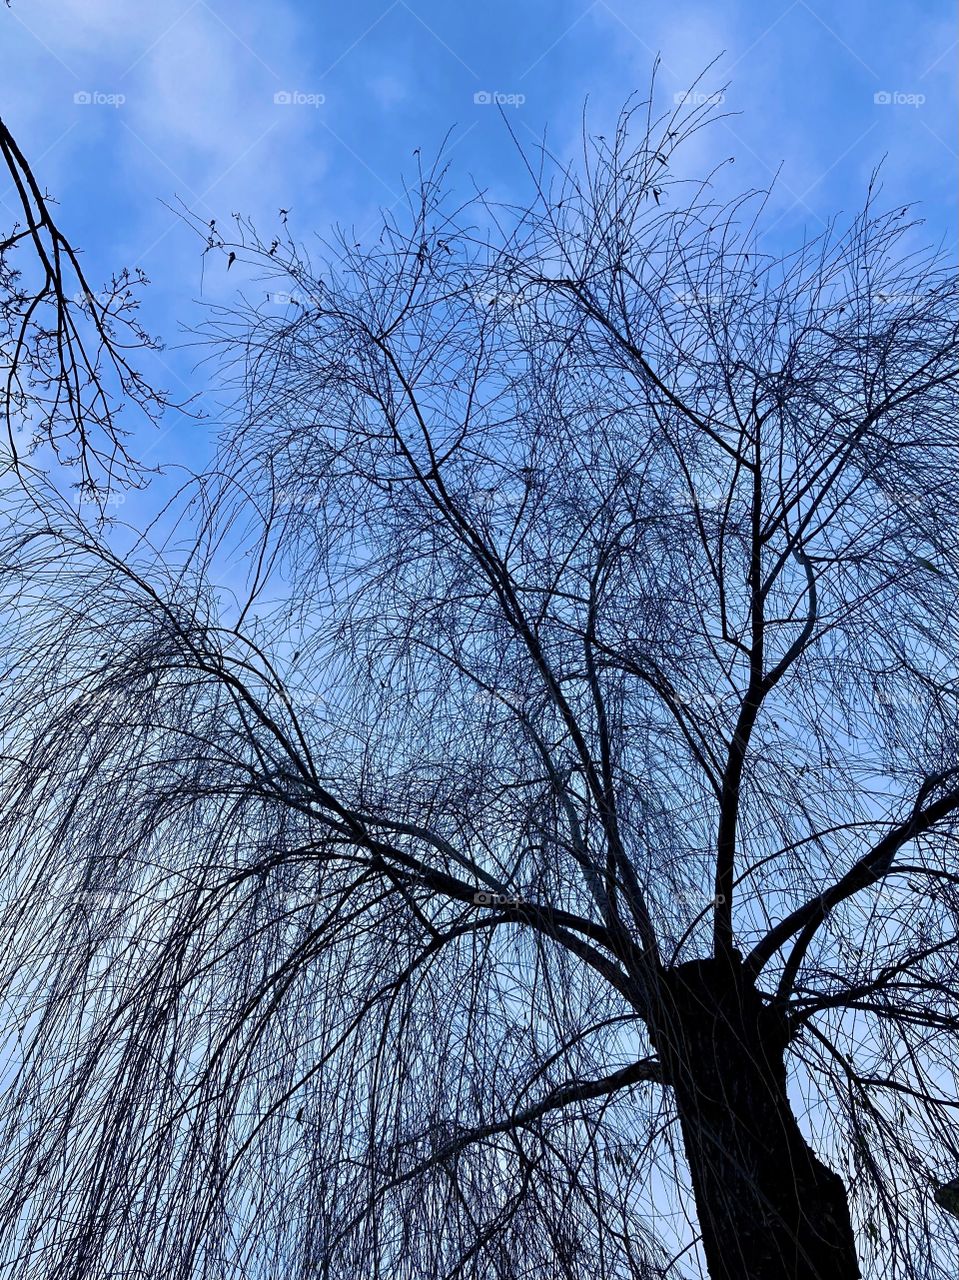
0,82,957,1280
0,116,170,503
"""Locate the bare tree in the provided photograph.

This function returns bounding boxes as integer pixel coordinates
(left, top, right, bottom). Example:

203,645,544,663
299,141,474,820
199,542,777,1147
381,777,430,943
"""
1,115,170,502
0,80,958,1280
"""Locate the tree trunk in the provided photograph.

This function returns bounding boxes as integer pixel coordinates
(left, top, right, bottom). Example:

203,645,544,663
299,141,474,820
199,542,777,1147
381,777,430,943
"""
649,951,861,1280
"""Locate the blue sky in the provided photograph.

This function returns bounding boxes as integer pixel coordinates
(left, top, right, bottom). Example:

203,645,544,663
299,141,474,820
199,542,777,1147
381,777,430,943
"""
1,0,956,477
0,7,956,1269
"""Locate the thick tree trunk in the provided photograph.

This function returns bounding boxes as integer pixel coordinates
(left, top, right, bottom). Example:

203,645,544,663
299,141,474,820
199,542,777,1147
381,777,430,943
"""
649,951,861,1280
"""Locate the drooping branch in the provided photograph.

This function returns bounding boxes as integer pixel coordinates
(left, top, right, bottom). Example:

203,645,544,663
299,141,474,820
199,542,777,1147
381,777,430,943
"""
745,770,959,988
324,1054,664,1262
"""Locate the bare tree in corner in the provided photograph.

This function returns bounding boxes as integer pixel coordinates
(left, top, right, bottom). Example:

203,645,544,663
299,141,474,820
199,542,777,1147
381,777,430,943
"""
1,115,169,502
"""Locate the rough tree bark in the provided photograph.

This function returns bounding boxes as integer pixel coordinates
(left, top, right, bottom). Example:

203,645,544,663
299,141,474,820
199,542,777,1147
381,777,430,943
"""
650,952,861,1280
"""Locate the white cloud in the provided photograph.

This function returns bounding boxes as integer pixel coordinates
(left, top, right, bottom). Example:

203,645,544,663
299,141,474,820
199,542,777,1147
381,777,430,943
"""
366,72,411,111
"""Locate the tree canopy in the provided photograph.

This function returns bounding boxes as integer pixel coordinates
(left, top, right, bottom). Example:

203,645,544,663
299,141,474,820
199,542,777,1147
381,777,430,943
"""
0,87,957,1279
